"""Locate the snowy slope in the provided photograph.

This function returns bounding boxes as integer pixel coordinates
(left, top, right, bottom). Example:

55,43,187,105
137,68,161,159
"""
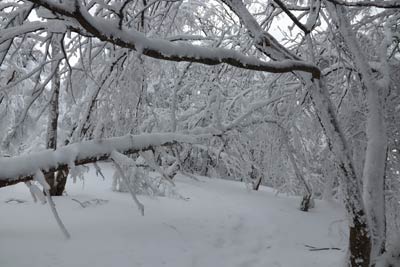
0,164,347,267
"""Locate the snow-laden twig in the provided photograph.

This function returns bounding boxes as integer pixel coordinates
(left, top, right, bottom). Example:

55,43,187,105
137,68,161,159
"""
139,150,176,185
45,191,71,239
93,162,105,180
25,181,46,204
111,151,145,216
34,171,70,239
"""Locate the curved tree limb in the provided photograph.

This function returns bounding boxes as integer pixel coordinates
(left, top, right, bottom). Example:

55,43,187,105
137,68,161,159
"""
26,0,321,79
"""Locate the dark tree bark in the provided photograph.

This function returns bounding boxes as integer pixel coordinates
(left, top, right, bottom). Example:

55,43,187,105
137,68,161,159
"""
349,213,371,267
45,36,67,196
251,172,262,191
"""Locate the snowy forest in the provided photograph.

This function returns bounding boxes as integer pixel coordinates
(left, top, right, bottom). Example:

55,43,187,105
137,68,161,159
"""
0,0,399,266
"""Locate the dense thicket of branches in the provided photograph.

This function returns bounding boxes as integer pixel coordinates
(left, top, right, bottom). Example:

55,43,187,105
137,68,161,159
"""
0,0,399,266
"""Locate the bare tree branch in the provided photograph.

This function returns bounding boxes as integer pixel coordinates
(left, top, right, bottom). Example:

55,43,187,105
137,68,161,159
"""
272,0,309,33
325,0,400,9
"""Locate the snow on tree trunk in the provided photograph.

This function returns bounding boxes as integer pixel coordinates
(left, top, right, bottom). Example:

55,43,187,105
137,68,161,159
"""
45,35,66,196
313,79,371,267
362,81,387,259
328,4,388,262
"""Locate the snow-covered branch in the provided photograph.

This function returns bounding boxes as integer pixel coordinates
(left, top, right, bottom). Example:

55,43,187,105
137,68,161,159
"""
0,133,207,188
26,0,321,78
0,22,47,45
325,0,400,9
272,0,309,33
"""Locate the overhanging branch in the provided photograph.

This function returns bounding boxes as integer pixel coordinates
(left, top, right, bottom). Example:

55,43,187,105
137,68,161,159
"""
26,0,321,79
0,133,207,188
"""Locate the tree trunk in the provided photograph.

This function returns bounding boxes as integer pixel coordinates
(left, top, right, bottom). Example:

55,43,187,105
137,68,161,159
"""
280,127,313,211
327,4,388,262
45,36,66,196
45,167,68,196
349,212,371,267
250,164,262,190
313,79,372,267
252,176,262,190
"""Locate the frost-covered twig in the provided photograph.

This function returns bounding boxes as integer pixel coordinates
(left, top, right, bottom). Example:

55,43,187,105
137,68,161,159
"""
93,162,105,180
25,181,46,204
139,150,176,185
45,190,71,239
34,171,70,239
111,151,145,216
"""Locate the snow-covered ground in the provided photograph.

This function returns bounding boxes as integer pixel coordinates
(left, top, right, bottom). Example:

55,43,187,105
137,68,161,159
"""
0,164,347,267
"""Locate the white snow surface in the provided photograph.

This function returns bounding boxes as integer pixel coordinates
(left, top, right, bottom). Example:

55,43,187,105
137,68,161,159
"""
0,164,347,267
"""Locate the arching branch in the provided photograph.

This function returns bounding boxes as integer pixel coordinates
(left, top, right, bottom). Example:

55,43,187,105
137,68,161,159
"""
26,0,321,78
